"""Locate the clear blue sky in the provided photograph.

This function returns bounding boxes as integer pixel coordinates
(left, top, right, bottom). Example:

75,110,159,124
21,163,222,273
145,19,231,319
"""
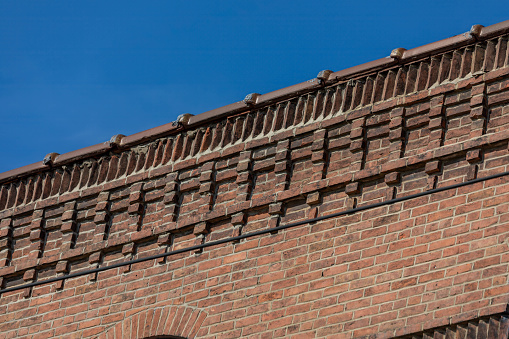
0,1,508,173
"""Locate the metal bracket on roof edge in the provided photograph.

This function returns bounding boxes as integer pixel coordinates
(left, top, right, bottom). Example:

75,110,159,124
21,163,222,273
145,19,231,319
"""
109,134,125,148
43,153,60,166
469,24,484,40
317,70,333,85
243,93,260,106
172,113,194,128
390,48,407,62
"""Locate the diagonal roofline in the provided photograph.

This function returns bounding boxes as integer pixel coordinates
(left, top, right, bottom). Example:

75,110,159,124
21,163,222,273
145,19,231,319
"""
1,20,509,184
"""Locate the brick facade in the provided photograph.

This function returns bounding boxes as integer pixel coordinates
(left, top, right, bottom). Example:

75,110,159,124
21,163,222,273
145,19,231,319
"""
2,22,509,338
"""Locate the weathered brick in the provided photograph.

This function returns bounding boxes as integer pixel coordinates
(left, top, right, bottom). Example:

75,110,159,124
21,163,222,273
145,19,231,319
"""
1,24,509,339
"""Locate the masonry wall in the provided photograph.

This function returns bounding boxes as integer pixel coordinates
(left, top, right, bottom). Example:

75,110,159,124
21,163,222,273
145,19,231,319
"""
1,32,509,339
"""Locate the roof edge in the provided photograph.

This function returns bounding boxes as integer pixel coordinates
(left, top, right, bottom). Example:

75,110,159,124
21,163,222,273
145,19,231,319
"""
2,20,509,184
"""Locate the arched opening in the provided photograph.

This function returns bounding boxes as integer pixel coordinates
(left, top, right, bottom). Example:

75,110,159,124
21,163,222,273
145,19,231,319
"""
97,306,206,339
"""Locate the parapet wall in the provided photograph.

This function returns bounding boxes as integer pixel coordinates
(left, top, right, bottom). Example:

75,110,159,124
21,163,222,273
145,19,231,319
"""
1,25,509,339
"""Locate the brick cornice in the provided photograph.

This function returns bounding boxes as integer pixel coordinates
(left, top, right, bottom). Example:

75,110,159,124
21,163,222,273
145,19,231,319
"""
1,23,509,187
2,28,509,320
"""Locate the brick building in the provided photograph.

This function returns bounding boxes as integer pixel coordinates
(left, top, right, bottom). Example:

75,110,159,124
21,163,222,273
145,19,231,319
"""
2,20,509,338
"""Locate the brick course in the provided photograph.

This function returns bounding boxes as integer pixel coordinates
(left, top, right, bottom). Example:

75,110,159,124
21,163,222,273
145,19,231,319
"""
2,24,509,338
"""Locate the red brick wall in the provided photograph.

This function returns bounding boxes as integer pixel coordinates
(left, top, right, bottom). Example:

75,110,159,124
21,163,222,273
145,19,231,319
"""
2,33,509,338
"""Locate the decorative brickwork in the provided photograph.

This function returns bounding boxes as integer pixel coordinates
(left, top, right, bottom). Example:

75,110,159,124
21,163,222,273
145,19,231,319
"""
2,22,509,338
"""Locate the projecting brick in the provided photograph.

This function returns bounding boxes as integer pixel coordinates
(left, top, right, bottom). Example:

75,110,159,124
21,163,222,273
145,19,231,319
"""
425,160,441,174
470,106,486,119
122,243,134,255
56,260,69,274
128,203,143,214
428,117,445,130
466,149,482,163
23,269,35,281
306,192,320,205
269,203,283,215
384,172,400,185
29,229,43,241
95,201,109,211
2,21,509,339
345,182,361,195
194,222,208,235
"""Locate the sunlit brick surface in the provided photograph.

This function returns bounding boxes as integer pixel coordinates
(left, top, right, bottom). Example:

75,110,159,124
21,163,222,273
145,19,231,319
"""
2,28,509,339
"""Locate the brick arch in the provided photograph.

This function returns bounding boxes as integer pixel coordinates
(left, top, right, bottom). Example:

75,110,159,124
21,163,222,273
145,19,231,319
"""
96,306,207,339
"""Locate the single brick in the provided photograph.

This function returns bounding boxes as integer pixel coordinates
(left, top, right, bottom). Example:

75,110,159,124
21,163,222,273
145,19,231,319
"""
56,260,69,274
425,160,441,174
269,203,283,215
23,269,36,281
345,182,361,195
306,192,321,205
466,149,482,163
384,172,400,185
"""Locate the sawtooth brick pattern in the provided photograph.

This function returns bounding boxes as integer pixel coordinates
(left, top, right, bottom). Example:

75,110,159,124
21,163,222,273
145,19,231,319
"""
1,32,509,339
1,34,509,210
397,312,509,339
1,174,509,338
